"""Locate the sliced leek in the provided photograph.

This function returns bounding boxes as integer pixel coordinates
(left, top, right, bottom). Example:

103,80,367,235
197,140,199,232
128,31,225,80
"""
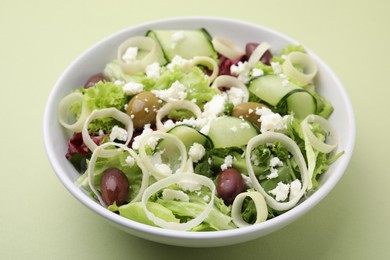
88,142,149,207
138,131,187,180
246,132,309,211
231,191,267,227
282,52,318,85
117,36,163,74
58,92,90,132
82,108,133,157
156,100,202,132
141,173,215,231
212,36,245,60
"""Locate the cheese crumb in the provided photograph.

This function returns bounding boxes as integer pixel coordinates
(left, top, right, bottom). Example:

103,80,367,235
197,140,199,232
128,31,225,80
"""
226,87,246,106
152,80,187,102
162,189,189,202
109,125,128,142
145,62,161,80
122,47,138,63
256,107,288,133
188,143,206,163
125,156,135,167
221,155,233,171
271,61,282,74
269,182,290,201
289,179,302,200
131,124,153,150
252,68,264,77
123,82,144,95
202,94,226,118
178,181,202,192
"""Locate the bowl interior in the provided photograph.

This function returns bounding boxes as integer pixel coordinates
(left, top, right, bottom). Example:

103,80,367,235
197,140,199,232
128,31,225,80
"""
43,16,355,247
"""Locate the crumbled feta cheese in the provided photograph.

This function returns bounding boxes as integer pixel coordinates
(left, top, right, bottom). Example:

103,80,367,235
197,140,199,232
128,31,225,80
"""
167,55,192,71
256,107,288,133
125,155,135,167
163,119,176,131
146,135,160,150
208,157,212,165
202,94,226,118
178,180,202,192
122,47,138,63
98,129,104,136
230,126,238,132
289,179,302,200
269,182,290,201
270,156,283,168
271,61,282,74
188,143,206,163
162,189,189,202
155,163,172,176
230,61,251,83
266,168,279,179
252,68,264,77
131,123,153,150
171,30,186,49
221,155,234,171
109,125,128,142
114,80,125,86
152,80,187,102
266,156,284,179
226,87,246,106
251,153,260,166
145,62,161,80
202,195,210,202
123,81,144,95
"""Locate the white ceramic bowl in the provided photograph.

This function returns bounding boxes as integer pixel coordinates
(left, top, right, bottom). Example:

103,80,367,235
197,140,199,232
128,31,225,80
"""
43,17,355,247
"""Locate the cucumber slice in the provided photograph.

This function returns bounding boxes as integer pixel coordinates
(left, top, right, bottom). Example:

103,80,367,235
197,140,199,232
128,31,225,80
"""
286,90,317,119
249,75,300,106
249,75,316,119
208,116,258,148
167,125,212,151
211,151,266,175
146,29,218,62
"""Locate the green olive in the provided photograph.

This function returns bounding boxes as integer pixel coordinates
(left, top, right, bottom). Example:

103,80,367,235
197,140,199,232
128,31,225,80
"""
232,102,267,128
126,92,162,130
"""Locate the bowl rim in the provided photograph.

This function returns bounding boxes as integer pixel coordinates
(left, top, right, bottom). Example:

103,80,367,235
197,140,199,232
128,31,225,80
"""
43,16,356,246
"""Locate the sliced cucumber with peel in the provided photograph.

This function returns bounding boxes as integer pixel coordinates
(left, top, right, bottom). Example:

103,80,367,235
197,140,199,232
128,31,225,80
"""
167,124,212,151
207,116,259,149
248,75,316,119
146,29,218,62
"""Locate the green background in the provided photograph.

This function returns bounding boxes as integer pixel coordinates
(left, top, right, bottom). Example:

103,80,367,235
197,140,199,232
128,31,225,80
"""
1,0,389,259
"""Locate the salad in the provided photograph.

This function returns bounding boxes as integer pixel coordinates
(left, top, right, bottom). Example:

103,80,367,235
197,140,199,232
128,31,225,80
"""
58,28,342,231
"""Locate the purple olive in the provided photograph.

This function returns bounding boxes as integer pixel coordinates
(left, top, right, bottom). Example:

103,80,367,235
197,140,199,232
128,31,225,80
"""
245,43,273,65
217,168,245,205
84,73,107,88
100,168,129,206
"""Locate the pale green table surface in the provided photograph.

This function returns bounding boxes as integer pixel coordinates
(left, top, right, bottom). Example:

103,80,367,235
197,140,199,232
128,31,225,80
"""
1,0,389,259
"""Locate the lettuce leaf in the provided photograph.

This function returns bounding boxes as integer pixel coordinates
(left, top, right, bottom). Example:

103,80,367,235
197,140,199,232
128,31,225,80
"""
110,202,180,226
71,81,128,134
147,66,218,107
77,150,144,202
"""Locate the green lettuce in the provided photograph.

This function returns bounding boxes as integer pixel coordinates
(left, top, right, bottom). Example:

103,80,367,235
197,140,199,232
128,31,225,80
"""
71,81,127,134
77,150,144,202
109,202,180,226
